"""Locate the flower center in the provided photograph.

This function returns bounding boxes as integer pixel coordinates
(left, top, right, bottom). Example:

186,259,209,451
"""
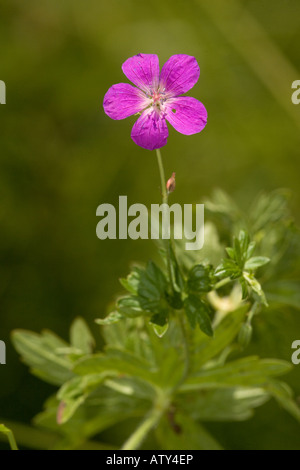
148,88,166,113
152,91,161,103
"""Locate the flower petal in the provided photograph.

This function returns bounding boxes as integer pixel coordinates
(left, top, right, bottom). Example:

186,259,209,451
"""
160,55,200,96
165,97,207,135
131,110,168,150
103,83,148,120
122,54,160,94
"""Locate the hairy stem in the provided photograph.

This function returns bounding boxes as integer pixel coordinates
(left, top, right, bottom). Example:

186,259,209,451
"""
214,276,232,290
7,430,18,450
156,148,174,290
156,149,191,390
156,148,168,204
177,313,191,385
121,395,169,450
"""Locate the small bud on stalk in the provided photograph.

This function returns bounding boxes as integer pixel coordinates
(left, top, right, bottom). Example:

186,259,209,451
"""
238,322,253,349
166,172,176,194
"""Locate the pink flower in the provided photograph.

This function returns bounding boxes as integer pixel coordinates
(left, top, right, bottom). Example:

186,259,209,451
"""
103,53,207,150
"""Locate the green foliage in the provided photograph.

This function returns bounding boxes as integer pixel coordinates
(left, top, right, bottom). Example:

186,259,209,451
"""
11,330,74,386
215,229,269,305
187,264,213,294
116,261,169,325
11,189,300,450
184,295,213,337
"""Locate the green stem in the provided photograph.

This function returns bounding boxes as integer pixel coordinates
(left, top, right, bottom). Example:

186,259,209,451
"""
155,148,173,290
214,276,232,290
156,149,190,388
121,396,169,450
1,428,18,450
156,148,168,204
7,430,18,451
176,313,191,385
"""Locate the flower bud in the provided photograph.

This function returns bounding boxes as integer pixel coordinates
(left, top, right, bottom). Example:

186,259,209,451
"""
238,322,253,349
166,172,176,193
56,400,66,425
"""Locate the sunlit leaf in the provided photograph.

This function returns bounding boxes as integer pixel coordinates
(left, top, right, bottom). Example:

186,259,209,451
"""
11,330,74,386
70,317,95,354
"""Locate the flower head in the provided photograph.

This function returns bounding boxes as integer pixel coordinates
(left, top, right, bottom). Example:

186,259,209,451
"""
103,53,207,150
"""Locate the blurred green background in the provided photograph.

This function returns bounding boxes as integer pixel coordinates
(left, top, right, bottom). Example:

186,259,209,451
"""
0,0,300,449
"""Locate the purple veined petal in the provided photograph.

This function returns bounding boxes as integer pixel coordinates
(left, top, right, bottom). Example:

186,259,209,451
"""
103,83,149,120
122,54,160,94
160,55,200,96
131,109,169,150
165,96,207,135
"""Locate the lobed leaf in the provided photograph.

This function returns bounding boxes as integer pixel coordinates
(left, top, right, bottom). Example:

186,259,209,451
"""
70,317,95,354
184,295,213,337
179,357,292,393
11,330,74,386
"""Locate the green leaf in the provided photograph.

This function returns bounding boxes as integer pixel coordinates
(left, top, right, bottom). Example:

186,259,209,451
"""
193,305,248,369
215,258,242,279
248,189,290,234
11,329,74,386
184,295,213,337
238,230,250,260
117,296,145,317
151,321,169,338
100,318,156,365
179,387,270,422
70,317,95,354
225,247,235,260
150,311,168,327
246,241,256,259
267,380,300,423
95,311,123,325
104,376,156,400
244,257,270,270
187,264,212,293
174,221,224,270
239,277,249,299
117,261,169,319
73,348,157,386
119,268,141,295
57,374,108,424
234,236,242,266
179,357,292,393
35,387,151,444
204,188,241,223
155,411,223,450
137,261,168,313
